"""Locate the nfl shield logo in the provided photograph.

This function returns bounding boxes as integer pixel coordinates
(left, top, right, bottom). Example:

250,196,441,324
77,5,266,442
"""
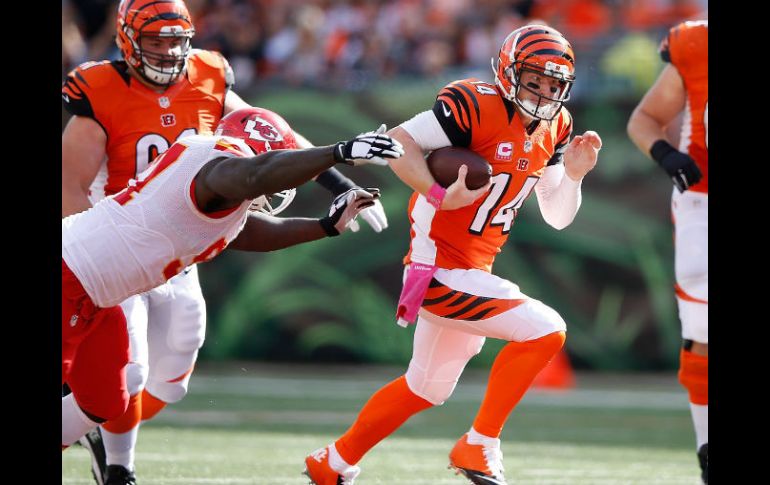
523,140,533,153
159,96,170,109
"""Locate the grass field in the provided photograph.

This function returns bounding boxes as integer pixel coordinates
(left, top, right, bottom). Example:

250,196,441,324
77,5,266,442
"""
62,363,700,484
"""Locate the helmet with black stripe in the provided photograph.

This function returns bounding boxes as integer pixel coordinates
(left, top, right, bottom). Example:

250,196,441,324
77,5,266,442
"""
492,24,576,120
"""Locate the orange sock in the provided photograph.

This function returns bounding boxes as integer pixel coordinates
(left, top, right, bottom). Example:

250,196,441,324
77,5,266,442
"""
473,331,566,438
678,348,708,405
102,393,141,434
335,375,432,465
140,389,168,421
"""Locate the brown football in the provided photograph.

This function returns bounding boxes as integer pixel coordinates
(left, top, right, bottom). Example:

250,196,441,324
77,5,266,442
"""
427,147,492,190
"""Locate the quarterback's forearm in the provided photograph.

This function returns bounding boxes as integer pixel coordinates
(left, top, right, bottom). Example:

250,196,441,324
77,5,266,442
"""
227,213,327,252
387,127,436,195
535,164,582,230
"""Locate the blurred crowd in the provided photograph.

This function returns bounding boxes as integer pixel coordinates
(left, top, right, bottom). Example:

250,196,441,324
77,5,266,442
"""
62,0,706,94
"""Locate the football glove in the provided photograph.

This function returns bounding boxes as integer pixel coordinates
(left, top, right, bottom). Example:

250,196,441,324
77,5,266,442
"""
650,140,702,192
333,124,405,166
320,187,381,236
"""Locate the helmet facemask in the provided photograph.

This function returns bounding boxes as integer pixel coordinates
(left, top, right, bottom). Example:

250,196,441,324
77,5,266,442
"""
128,25,194,87
494,58,574,121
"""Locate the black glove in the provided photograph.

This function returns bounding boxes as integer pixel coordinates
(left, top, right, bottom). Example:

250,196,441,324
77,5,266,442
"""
319,187,381,236
650,140,702,192
333,124,405,166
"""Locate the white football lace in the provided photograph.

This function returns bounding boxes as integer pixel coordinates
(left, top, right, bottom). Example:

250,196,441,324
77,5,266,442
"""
482,444,505,477
309,447,328,462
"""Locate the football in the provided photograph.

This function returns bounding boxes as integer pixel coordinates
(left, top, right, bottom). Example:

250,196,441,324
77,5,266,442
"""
426,147,492,190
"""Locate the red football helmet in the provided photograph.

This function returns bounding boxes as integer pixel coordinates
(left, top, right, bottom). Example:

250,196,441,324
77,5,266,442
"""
116,0,195,87
492,24,576,120
215,107,299,215
215,107,298,154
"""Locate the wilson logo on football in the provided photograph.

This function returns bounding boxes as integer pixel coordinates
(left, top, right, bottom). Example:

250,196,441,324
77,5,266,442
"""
517,158,530,171
495,142,513,161
245,117,284,142
160,114,176,127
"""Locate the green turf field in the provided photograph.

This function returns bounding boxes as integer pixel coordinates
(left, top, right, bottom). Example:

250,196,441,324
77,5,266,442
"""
62,363,699,484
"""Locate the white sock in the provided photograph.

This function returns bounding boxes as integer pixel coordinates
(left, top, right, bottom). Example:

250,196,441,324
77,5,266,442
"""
689,403,708,449
328,443,354,472
102,425,139,471
467,427,501,447
62,394,99,447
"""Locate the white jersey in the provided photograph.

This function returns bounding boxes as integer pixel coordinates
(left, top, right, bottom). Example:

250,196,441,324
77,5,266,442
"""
62,134,254,308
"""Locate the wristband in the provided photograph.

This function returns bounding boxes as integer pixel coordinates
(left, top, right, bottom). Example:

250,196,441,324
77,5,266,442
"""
319,218,340,237
426,182,446,210
649,139,676,164
316,168,356,196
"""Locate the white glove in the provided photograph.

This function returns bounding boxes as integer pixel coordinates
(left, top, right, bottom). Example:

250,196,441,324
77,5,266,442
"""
349,198,388,233
333,124,405,166
319,187,382,236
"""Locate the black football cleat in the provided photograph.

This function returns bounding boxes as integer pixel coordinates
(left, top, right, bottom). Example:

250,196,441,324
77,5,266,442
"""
78,427,107,485
104,465,137,485
698,443,708,484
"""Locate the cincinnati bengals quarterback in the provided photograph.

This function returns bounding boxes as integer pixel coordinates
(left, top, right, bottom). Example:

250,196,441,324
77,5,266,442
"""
627,19,708,484
61,1,387,483
62,107,401,459
304,24,601,485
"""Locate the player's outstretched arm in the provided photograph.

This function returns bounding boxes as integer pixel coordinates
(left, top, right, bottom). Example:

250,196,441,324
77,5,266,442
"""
196,129,401,211
227,188,380,251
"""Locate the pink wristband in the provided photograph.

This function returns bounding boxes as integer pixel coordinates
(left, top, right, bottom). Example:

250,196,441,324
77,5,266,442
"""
426,182,447,210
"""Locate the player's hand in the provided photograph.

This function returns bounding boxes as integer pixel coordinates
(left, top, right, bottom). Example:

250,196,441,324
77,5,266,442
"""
334,124,405,166
440,164,492,211
349,197,388,233
564,130,602,181
320,187,381,236
657,149,702,192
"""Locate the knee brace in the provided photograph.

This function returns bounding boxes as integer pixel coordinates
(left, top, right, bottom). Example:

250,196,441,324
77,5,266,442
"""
678,344,708,405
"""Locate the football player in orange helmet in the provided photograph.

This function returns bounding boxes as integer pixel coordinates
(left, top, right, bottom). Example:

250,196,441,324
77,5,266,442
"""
304,24,601,485
627,19,708,484
62,2,387,483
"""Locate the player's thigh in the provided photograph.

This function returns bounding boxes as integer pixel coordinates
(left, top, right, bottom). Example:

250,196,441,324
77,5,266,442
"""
147,265,206,358
68,306,131,419
119,293,150,366
420,268,566,341
405,313,486,405
672,190,708,295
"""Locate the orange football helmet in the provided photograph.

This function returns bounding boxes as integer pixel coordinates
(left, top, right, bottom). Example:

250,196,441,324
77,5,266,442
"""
116,0,195,87
492,24,576,120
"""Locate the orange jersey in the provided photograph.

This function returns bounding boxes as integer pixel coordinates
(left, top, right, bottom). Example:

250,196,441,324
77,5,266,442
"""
62,49,233,198
660,20,708,193
405,79,572,272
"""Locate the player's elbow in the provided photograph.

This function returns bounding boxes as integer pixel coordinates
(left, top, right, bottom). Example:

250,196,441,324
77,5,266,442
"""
541,210,575,230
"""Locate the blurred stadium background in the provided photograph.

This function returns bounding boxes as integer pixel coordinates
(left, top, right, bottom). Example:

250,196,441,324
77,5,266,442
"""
62,1,707,483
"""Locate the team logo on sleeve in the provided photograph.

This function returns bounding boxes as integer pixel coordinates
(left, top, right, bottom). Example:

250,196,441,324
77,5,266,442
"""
161,114,176,127
495,142,513,161
245,117,284,142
